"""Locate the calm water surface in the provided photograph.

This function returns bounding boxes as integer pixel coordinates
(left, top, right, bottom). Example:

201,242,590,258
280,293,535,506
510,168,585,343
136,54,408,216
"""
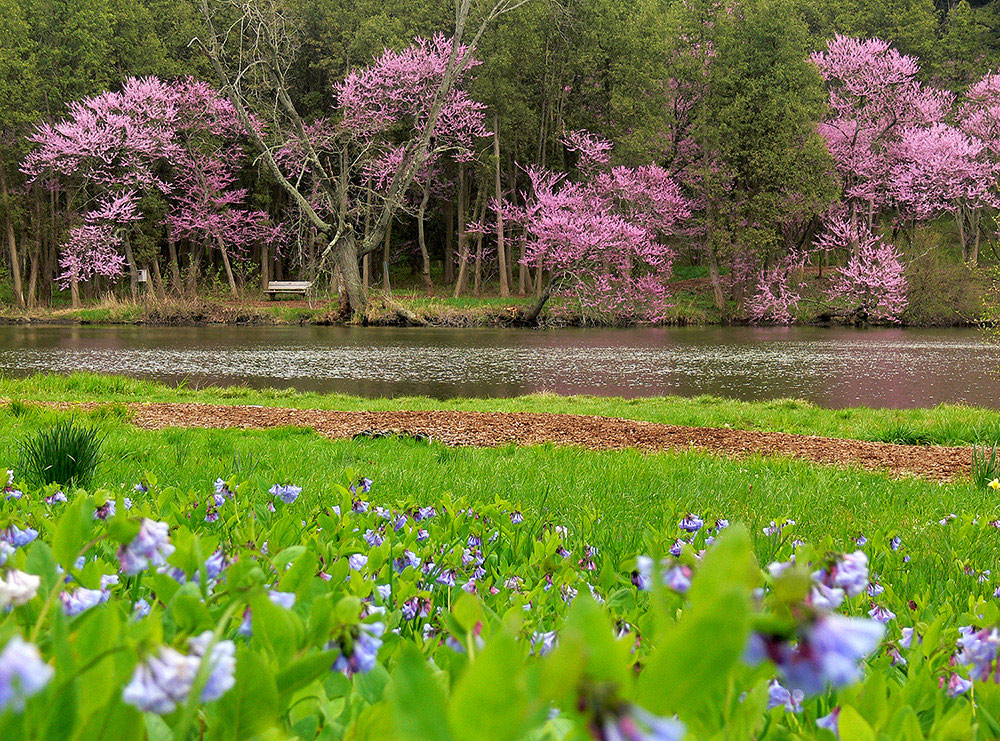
1,324,997,408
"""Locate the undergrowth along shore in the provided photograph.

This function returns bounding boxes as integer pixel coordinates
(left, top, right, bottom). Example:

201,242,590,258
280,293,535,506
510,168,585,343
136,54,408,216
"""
0,288,986,328
1,413,1000,736
4,372,1000,447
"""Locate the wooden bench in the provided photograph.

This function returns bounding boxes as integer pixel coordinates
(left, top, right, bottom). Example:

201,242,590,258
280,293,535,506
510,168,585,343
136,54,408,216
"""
265,281,314,299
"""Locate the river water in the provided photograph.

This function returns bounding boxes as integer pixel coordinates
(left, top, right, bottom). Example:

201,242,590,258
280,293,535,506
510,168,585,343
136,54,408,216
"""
1,324,997,408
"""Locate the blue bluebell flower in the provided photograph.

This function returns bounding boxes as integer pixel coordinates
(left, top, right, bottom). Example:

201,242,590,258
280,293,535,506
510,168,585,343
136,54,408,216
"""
348,554,368,572
118,519,175,576
268,591,296,609
332,622,384,676
678,514,703,532
816,707,840,737
61,587,109,616
93,500,115,520
270,483,302,504
767,680,803,712
3,525,38,549
0,636,53,712
947,673,973,697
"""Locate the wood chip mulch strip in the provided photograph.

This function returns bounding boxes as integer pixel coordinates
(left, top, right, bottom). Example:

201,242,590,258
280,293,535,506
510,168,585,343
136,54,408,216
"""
44,401,971,482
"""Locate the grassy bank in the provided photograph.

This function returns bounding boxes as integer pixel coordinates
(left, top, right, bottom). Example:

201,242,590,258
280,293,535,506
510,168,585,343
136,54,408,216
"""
0,263,985,327
4,372,1000,446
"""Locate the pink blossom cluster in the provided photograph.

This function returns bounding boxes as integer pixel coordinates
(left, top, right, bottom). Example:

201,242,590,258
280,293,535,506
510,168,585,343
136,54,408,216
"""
23,77,275,285
518,132,692,321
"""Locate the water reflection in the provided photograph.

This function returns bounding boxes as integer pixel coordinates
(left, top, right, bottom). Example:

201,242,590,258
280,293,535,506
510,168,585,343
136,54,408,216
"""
4,324,998,408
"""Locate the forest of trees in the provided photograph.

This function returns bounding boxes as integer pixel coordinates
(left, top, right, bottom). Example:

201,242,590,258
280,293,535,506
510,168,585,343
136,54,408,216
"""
2,0,1000,323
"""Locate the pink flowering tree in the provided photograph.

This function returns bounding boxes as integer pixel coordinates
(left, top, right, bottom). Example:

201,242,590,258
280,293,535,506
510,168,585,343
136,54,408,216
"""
517,131,692,323
823,220,908,323
811,35,949,243
747,213,908,324
957,74,1000,264
22,77,275,298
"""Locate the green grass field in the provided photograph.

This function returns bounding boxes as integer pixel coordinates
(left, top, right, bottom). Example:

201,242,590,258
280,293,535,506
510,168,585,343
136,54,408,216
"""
1,374,996,596
4,371,1000,445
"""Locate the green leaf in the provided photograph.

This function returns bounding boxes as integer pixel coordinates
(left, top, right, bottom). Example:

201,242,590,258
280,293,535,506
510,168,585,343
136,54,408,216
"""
214,647,280,738
449,630,538,741
452,593,483,634
52,495,94,569
637,526,756,722
389,643,453,741
838,705,876,741
355,662,390,705
276,649,340,702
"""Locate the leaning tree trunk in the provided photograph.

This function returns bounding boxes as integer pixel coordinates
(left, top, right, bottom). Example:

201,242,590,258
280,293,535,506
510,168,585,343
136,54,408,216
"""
213,235,239,294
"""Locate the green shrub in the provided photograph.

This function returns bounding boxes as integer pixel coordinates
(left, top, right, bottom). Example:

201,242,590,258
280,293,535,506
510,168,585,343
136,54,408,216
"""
19,419,103,487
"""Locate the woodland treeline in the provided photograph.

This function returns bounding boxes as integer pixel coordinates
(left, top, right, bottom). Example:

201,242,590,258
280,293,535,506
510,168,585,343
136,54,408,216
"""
1,0,999,323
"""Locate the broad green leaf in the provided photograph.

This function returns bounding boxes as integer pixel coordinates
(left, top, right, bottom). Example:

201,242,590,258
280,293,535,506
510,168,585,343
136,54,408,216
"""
389,643,453,741
449,630,539,741
838,705,876,741
637,526,756,721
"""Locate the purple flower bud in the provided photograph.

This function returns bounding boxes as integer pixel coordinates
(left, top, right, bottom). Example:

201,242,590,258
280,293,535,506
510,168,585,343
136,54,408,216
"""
94,500,116,520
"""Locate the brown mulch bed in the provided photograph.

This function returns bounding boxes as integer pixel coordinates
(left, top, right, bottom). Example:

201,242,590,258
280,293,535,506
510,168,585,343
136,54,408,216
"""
54,402,973,482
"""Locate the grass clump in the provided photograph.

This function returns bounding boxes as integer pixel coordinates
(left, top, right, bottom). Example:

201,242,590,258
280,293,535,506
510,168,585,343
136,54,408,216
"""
19,418,103,487
972,442,1000,489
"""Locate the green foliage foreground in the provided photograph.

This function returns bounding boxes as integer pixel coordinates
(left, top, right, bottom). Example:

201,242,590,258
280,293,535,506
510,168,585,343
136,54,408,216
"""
0,434,999,738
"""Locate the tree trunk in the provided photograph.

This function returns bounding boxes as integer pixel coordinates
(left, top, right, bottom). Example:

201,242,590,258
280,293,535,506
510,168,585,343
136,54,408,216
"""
187,241,200,296
957,208,968,263
123,234,139,300
494,117,509,297
381,220,392,293
518,275,555,325
214,236,238,294
970,209,981,266
151,259,167,301
454,165,470,296
167,230,182,293
417,184,433,295
260,242,269,292
707,246,725,311
0,165,25,308
443,199,455,285
333,233,366,315
70,279,80,308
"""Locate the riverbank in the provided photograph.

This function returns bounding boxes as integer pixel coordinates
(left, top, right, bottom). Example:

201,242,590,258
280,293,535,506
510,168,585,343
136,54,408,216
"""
0,267,985,327
5,372,1000,446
